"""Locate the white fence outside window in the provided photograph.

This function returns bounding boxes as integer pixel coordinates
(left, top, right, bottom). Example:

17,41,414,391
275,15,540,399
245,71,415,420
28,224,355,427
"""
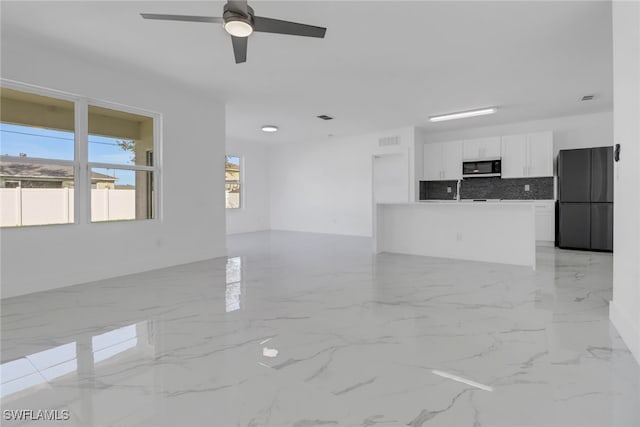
0,188,136,226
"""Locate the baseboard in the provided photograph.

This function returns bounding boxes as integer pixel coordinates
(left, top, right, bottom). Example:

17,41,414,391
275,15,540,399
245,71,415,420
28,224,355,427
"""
610,300,640,365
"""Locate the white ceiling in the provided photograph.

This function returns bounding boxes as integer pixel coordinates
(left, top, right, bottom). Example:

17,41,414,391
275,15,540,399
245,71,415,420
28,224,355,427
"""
2,1,613,144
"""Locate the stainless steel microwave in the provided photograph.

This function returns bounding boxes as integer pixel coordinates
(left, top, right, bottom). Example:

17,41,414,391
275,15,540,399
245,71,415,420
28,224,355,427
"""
462,159,501,178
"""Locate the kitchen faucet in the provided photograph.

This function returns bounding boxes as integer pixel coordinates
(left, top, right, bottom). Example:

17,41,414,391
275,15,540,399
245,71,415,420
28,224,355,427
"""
455,179,462,201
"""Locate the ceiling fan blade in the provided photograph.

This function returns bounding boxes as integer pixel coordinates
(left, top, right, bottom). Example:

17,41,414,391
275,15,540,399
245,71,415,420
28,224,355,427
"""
231,36,248,64
226,0,249,16
253,16,326,38
140,13,223,24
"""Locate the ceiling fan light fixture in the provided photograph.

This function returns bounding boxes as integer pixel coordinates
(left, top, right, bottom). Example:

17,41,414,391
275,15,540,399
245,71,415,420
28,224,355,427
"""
261,125,279,133
141,0,327,64
224,19,253,37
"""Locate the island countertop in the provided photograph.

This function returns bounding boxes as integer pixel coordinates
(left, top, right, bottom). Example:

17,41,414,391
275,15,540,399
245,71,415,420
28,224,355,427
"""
374,201,536,269
381,200,542,206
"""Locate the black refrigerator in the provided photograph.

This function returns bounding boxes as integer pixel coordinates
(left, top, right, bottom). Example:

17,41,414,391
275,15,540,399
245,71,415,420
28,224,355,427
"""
557,147,613,251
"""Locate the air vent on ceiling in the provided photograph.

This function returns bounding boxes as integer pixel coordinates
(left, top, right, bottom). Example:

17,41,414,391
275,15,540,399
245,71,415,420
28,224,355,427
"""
317,115,334,120
379,136,401,147
581,95,595,101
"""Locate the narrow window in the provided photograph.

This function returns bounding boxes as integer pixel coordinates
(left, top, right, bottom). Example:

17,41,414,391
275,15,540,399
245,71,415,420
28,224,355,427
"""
225,155,241,209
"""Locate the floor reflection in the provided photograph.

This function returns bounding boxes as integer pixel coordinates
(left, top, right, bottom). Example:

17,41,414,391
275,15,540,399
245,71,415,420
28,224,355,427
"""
0,342,77,398
0,321,154,400
225,256,242,312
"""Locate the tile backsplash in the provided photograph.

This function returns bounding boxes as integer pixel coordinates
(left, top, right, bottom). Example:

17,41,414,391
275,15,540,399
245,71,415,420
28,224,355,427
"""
420,180,458,200
420,177,555,200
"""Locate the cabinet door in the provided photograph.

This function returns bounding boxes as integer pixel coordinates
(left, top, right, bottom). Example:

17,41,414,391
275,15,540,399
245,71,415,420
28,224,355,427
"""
534,203,555,242
527,131,553,177
423,143,443,180
463,137,501,160
500,134,527,178
442,141,463,180
482,136,502,159
462,139,482,160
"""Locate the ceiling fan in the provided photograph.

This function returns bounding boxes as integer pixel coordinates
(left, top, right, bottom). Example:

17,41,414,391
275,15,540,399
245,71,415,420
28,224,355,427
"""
141,0,327,64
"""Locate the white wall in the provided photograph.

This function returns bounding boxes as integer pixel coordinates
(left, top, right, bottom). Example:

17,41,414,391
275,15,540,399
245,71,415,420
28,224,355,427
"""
610,0,640,365
226,139,270,234
269,127,417,237
373,154,410,204
423,111,614,170
0,35,227,298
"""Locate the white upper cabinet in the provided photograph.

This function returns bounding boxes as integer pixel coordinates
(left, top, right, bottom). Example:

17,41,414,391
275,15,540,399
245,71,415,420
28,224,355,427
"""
500,131,553,178
462,137,501,160
423,141,462,181
423,143,443,180
501,134,528,178
442,141,463,179
527,131,554,177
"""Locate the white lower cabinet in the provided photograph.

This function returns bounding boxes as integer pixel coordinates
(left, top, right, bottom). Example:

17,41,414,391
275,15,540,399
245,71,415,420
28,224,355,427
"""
505,201,555,244
534,201,555,244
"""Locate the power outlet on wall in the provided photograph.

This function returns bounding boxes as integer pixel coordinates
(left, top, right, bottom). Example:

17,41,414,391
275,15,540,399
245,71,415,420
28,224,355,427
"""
524,184,530,192
447,187,452,193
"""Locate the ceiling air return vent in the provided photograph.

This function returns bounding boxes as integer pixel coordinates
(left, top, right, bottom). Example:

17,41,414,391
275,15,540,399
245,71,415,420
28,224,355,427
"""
317,115,333,120
379,136,401,147
581,95,595,101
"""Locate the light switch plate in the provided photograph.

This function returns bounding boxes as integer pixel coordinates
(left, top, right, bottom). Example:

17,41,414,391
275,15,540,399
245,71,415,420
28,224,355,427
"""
447,187,452,193
524,184,530,192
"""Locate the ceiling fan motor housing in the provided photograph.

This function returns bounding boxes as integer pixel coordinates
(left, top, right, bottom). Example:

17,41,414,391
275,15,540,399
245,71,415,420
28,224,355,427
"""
223,4,254,27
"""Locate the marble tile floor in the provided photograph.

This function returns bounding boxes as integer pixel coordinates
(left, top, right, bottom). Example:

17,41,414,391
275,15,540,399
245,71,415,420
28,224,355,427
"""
1,231,638,426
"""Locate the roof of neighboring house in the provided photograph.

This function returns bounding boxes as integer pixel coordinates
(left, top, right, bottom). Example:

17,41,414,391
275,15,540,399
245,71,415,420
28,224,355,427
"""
0,161,116,181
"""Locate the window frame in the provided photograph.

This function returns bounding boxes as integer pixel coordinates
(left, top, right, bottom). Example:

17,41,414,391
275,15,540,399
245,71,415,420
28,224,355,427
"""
86,98,162,223
0,79,162,227
225,154,243,210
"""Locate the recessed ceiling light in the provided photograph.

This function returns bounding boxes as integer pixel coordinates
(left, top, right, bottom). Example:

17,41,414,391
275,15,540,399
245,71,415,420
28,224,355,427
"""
261,125,279,133
429,107,498,122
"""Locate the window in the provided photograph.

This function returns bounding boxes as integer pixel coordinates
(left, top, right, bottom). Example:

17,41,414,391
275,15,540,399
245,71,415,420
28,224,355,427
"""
225,155,241,209
0,83,159,227
0,88,76,226
88,105,155,222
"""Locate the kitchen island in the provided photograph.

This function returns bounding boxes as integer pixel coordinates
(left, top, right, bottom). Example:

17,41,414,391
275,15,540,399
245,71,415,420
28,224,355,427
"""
374,201,536,269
